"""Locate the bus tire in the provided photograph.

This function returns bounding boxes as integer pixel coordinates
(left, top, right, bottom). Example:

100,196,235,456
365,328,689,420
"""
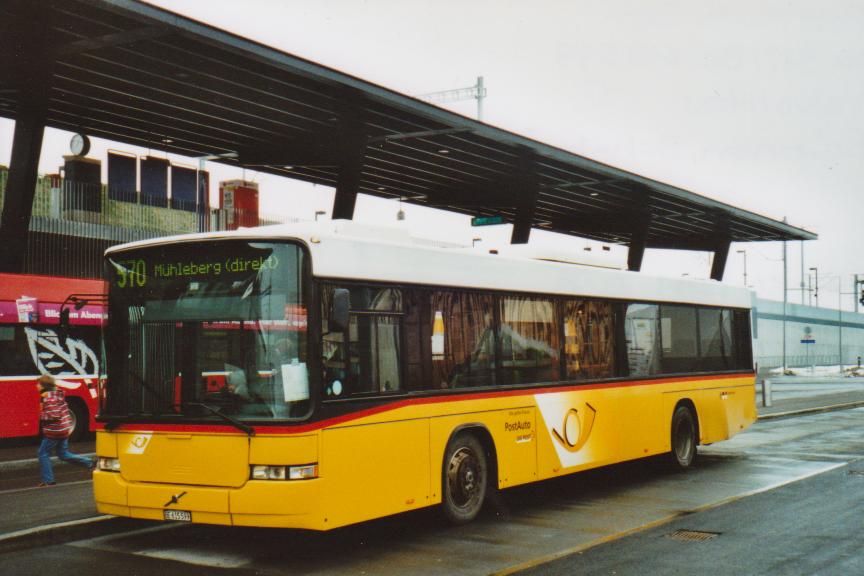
67,399,89,442
668,404,697,470
442,433,488,524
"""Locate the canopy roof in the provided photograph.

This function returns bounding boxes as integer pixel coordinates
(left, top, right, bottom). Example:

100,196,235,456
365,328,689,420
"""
0,0,815,252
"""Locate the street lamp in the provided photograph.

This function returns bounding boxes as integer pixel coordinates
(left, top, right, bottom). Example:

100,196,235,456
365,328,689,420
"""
314,210,326,221
472,237,482,248
736,249,748,287
809,267,819,307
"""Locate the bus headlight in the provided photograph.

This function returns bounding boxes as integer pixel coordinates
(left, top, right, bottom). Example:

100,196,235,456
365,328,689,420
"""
250,464,318,480
98,457,121,472
288,464,318,480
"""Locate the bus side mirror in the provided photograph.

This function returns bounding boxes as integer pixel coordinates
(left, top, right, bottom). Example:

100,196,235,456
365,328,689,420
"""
58,308,70,343
330,289,350,332
59,308,70,328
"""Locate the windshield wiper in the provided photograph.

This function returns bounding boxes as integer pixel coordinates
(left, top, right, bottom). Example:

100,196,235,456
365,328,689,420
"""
105,370,171,431
185,401,255,436
127,370,175,414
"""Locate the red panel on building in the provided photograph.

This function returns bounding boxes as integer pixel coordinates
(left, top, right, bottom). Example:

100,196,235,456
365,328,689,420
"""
219,180,259,230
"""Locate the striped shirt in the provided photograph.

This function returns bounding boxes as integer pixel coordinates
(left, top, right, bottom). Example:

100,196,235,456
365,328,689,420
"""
40,390,74,439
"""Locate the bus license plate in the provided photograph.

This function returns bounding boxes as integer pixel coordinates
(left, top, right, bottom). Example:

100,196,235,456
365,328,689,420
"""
164,509,191,522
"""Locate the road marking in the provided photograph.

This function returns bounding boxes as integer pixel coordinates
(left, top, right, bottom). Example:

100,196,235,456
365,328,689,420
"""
0,515,114,544
71,523,251,569
0,453,96,473
137,548,251,568
71,522,182,545
492,461,847,576
0,479,91,496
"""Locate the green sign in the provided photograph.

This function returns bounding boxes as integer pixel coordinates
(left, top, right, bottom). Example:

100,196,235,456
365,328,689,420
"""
471,215,504,226
110,253,280,289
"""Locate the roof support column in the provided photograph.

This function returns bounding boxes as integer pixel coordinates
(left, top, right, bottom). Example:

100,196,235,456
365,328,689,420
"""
510,148,539,244
331,102,367,220
0,111,46,272
710,239,731,281
627,217,649,272
0,10,51,273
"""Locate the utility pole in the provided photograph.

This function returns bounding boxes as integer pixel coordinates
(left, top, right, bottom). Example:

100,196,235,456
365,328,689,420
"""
856,274,860,314
736,249,748,287
800,241,805,305
809,267,819,307
782,224,788,371
417,77,488,121
839,278,843,370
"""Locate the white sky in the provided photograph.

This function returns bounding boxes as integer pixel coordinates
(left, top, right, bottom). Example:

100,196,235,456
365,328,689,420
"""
1,0,862,309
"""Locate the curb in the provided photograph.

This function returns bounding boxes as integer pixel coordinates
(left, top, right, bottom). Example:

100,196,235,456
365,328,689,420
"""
0,515,147,555
757,400,864,421
0,453,96,473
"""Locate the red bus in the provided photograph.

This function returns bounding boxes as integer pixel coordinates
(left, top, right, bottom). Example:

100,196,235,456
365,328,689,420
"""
0,273,105,441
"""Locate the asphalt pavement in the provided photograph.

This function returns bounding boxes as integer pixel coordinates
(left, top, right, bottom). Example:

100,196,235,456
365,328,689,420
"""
514,460,864,576
1,376,862,556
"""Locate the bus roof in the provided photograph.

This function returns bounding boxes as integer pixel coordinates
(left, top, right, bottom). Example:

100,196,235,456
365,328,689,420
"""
106,221,752,309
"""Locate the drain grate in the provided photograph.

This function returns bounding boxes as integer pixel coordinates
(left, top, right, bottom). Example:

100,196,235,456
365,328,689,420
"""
666,529,721,542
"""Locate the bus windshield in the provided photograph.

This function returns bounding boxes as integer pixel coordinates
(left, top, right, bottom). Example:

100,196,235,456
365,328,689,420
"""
103,240,309,422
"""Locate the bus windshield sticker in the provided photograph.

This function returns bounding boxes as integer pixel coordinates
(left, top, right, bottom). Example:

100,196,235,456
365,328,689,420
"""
281,362,309,403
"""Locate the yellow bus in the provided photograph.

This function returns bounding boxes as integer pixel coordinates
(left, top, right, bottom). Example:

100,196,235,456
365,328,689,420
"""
94,221,756,529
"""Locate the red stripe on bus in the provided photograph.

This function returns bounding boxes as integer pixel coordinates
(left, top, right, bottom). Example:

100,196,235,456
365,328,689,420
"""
95,372,754,435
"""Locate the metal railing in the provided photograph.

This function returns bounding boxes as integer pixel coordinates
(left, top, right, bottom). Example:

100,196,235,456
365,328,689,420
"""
757,354,862,371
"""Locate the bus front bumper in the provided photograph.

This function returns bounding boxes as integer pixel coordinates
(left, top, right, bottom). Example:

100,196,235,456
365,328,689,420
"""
94,471,327,530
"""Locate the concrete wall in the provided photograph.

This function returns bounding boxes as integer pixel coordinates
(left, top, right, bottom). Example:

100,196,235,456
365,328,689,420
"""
753,297,864,369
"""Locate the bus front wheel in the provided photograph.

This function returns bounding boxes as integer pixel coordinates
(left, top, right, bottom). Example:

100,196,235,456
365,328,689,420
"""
442,433,488,524
668,404,697,470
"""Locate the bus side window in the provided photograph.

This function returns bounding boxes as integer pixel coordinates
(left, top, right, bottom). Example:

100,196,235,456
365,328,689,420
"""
498,296,560,385
732,309,753,370
624,303,660,377
563,299,615,381
659,304,700,374
698,307,733,371
403,288,433,392
429,291,496,389
321,284,404,397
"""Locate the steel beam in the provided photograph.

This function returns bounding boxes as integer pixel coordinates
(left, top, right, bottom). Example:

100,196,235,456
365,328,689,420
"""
510,149,539,244
0,112,47,273
367,127,473,144
710,239,731,281
627,233,646,272
331,97,367,220
708,215,731,281
0,3,50,273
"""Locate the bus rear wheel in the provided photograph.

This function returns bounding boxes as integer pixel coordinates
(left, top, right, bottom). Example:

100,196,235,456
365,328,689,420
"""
668,405,697,470
67,400,89,442
442,433,488,524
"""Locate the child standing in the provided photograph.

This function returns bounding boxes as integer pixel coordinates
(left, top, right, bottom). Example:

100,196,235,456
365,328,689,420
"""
37,375,94,486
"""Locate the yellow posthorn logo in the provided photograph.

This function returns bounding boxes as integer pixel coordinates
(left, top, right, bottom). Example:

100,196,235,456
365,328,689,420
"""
552,403,597,452
127,433,152,454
